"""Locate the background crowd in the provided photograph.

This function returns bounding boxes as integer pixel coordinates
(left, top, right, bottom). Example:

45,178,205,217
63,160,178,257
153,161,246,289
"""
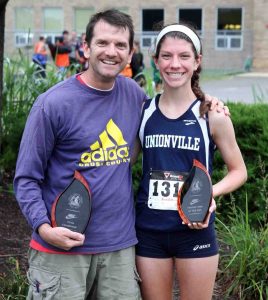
32,30,88,77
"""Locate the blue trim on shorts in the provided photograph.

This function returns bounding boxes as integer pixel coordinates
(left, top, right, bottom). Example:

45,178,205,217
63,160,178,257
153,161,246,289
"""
135,225,219,259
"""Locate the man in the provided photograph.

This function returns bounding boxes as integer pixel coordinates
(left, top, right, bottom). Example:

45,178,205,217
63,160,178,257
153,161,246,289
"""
14,9,226,299
14,9,145,299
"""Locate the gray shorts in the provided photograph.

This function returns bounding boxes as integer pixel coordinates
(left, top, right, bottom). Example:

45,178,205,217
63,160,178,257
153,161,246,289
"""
27,247,141,300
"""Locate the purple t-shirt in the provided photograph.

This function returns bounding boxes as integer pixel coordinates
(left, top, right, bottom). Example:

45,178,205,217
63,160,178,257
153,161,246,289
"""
14,75,146,253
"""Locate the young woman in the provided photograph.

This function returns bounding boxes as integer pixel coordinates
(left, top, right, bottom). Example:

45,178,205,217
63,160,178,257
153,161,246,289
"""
135,24,247,300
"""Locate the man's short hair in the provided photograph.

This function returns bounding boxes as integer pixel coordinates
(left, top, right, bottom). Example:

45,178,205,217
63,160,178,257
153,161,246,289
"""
85,9,134,52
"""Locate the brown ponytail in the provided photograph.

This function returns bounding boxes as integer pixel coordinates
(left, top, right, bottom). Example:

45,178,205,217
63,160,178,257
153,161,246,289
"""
191,66,211,117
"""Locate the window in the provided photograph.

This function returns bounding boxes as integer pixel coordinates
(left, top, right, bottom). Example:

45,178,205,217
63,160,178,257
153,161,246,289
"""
142,9,164,32
15,33,33,47
141,9,164,48
74,8,94,34
43,8,64,43
216,8,243,50
43,8,63,32
15,7,34,31
178,9,202,33
217,8,242,31
14,7,34,47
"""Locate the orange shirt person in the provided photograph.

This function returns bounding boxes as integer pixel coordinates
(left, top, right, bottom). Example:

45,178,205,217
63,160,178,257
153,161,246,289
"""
34,37,47,56
32,36,48,77
55,31,72,71
120,63,133,78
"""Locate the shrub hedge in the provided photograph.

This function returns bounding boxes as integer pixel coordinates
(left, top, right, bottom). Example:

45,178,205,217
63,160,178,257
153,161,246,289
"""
0,55,65,174
212,102,268,226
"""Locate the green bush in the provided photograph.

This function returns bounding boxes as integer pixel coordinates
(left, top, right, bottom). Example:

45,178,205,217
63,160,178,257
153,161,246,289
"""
132,153,142,199
1,54,67,173
212,102,268,226
216,199,268,299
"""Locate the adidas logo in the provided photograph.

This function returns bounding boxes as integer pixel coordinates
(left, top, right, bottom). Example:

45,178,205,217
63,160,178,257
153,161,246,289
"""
80,119,130,167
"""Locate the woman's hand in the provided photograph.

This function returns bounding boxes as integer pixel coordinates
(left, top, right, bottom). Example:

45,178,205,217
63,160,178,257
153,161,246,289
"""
187,198,216,230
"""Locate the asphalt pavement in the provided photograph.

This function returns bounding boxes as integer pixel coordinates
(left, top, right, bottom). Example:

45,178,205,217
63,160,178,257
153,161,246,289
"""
201,72,268,104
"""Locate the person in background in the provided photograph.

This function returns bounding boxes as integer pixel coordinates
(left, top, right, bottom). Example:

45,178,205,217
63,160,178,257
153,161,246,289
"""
134,23,247,300
131,40,146,88
75,33,88,72
55,30,72,72
120,63,133,78
46,36,56,61
32,36,48,78
69,31,79,66
151,57,163,93
131,40,144,78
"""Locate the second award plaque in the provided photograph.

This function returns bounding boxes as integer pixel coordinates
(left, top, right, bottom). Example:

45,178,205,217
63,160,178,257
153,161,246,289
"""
177,160,212,224
51,171,92,233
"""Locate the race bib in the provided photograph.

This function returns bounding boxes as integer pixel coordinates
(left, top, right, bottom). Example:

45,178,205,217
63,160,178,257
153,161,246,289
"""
148,170,188,210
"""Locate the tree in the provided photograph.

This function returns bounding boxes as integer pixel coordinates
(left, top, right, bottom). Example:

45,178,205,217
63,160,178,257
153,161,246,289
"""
0,0,9,178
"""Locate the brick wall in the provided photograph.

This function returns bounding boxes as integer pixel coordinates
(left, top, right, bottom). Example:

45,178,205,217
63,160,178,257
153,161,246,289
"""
4,0,268,71
252,0,268,70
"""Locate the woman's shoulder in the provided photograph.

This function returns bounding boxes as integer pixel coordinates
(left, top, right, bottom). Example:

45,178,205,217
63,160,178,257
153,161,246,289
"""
208,108,233,137
143,94,160,109
208,108,230,123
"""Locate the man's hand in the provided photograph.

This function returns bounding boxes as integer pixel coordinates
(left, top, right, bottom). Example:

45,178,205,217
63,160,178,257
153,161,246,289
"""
38,223,85,251
205,94,230,116
187,198,216,230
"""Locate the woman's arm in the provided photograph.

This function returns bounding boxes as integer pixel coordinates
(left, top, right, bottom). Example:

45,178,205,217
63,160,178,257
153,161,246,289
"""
209,110,247,197
188,110,247,230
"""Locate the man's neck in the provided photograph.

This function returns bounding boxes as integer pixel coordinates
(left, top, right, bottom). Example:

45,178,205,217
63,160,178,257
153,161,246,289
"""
80,71,115,91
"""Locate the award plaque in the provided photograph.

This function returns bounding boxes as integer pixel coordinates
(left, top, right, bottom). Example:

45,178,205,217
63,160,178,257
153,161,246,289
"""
177,159,212,224
51,171,92,233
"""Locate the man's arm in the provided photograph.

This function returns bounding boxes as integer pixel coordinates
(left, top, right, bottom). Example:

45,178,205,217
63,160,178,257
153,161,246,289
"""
14,103,84,250
14,105,54,230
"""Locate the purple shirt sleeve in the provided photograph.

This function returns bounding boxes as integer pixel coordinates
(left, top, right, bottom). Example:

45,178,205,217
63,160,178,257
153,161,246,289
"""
14,103,56,231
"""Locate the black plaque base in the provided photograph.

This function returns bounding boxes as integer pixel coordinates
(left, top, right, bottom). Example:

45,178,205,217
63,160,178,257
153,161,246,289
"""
177,160,212,223
51,171,92,233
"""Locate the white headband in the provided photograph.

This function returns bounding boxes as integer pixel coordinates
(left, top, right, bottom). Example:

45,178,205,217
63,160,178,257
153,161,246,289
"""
155,25,201,55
